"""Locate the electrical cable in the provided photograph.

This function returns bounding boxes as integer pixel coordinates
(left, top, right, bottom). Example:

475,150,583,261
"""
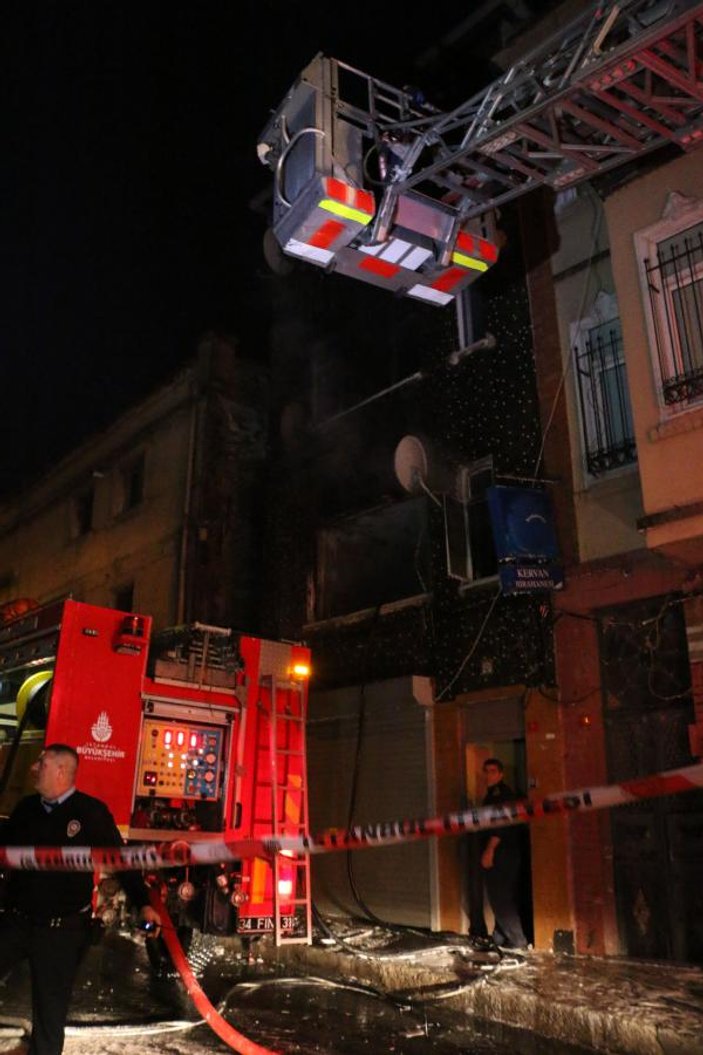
532,184,605,480
435,587,502,701
344,605,391,927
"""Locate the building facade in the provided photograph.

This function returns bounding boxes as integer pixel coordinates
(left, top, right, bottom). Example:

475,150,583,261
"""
0,335,267,634
544,150,703,963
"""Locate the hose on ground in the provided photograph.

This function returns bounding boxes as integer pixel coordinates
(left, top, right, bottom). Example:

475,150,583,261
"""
148,885,280,1055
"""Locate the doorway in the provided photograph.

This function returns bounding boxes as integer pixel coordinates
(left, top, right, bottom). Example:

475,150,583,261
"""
462,694,533,944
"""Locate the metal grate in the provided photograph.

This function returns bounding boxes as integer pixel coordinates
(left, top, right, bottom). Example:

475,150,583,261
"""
645,225,703,405
575,320,637,474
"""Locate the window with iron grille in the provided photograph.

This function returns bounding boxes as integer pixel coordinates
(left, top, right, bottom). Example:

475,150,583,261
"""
636,199,703,409
571,293,637,477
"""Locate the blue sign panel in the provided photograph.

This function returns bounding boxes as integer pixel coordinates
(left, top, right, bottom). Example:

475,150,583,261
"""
499,562,564,594
486,485,560,562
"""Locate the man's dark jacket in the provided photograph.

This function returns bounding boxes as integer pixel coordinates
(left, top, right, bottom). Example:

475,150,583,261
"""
1,790,148,918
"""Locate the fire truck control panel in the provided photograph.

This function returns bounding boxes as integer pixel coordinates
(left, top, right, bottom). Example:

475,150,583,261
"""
0,599,313,948
135,720,225,799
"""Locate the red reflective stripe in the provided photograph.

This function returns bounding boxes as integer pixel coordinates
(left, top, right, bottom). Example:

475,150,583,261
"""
308,219,345,249
359,256,400,278
325,177,348,203
324,178,374,216
431,267,466,293
456,232,498,264
457,231,498,263
456,231,475,253
357,188,375,215
479,238,499,263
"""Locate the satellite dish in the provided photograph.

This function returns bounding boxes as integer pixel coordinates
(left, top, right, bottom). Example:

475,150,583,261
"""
394,435,429,494
263,227,295,276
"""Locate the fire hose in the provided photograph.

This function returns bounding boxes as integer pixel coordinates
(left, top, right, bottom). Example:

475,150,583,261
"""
146,883,280,1055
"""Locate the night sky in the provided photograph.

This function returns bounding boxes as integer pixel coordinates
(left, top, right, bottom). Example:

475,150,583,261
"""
2,1,550,496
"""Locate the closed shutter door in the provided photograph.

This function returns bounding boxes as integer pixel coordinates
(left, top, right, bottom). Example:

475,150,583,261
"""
308,676,432,927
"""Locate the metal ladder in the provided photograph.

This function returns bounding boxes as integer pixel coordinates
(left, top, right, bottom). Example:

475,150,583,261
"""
266,676,312,946
264,1,703,223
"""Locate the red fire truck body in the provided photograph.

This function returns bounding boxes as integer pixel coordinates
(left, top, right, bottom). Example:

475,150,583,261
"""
0,599,312,944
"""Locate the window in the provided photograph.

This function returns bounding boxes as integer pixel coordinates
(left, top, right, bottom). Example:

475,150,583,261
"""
572,292,636,476
313,498,430,620
445,458,497,583
637,196,703,408
117,453,145,513
71,486,94,538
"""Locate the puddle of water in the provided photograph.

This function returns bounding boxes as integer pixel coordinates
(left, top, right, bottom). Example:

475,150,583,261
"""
220,976,595,1055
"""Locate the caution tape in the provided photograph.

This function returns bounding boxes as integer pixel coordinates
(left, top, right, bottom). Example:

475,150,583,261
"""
2,761,702,872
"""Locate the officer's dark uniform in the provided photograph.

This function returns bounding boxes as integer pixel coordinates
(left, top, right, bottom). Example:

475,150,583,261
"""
0,789,148,1055
481,780,528,950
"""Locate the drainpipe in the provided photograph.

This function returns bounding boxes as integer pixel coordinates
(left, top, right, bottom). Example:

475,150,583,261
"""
176,380,200,625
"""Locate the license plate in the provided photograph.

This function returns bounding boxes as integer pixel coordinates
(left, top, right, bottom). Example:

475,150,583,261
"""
237,915,297,933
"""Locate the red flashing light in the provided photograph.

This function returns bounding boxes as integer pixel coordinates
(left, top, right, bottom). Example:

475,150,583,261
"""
176,730,185,747
164,730,173,746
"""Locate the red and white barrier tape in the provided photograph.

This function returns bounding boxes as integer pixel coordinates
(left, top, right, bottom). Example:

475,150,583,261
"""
2,762,702,872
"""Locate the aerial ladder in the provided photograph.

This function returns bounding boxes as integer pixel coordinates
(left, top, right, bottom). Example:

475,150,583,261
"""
257,0,703,306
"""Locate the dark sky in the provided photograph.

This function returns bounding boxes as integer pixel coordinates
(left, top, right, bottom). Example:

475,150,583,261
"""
1,1,551,496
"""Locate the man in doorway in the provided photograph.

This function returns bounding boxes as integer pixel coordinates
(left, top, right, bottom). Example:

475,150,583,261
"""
0,743,161,1055
480,757,528,951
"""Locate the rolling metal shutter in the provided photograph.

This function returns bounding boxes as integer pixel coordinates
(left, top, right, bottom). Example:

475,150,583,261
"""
307,675,434,927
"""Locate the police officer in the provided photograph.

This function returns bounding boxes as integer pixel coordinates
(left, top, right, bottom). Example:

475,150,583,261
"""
0,743,161,1055
480,757,529,951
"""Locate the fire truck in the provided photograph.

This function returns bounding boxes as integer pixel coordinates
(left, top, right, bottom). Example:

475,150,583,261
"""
0,599,312,948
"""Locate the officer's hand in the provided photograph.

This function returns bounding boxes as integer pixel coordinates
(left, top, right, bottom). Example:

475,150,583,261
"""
139,904,161,938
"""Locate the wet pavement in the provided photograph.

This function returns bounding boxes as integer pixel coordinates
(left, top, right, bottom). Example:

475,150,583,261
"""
0,922,701,1055
259,921,703,1055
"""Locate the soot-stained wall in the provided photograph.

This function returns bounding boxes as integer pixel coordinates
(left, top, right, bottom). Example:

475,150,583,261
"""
260,202,554,698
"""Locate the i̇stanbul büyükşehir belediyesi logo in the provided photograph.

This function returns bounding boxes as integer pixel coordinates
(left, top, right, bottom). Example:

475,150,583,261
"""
91,711,113,743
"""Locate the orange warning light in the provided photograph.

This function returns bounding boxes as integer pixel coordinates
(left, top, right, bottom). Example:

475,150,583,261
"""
290,662,311,681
